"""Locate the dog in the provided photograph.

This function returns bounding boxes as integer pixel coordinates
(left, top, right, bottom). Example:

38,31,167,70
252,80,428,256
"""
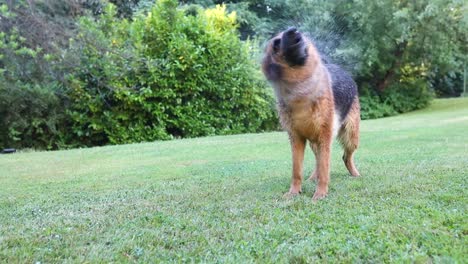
262,27,361,200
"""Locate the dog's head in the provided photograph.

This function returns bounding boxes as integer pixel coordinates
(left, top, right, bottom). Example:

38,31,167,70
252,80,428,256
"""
262,27,319,83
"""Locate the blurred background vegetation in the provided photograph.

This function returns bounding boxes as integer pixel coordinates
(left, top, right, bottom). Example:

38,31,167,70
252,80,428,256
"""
0,0,466,149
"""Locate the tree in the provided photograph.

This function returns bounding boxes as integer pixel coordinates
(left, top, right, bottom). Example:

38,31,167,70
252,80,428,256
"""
339,0,466,93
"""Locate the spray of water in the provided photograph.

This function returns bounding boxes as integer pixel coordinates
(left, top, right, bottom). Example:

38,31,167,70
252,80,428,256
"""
260,7,363,77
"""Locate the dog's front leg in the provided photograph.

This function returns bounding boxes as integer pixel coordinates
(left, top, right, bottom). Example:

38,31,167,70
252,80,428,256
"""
284,133,306,197
313,140,332,200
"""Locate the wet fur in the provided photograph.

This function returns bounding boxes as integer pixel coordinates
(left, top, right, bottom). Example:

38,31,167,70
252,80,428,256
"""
262,28,360,200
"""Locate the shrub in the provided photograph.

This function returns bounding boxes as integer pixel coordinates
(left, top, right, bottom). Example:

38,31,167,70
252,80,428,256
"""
381,65,434,114
359,68,433,120
359,95,396,120
0,11,66,149
64,0,276,146
0,81,65,149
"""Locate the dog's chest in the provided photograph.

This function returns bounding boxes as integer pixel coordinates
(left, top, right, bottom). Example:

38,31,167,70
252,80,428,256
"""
278,98,324,138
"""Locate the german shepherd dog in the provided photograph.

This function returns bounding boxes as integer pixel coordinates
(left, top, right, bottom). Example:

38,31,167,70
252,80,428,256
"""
262,28,361,200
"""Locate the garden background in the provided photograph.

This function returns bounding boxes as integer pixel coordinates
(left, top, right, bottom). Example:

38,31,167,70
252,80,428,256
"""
0,0,466,149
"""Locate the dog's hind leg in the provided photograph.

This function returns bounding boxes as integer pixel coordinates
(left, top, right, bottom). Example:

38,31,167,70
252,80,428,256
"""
338,99,361,177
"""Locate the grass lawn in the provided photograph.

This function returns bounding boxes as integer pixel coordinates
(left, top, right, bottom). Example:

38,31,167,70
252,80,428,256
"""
1,98,467,262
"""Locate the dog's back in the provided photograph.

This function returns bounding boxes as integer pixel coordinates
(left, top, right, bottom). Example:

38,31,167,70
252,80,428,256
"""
326,64,358,123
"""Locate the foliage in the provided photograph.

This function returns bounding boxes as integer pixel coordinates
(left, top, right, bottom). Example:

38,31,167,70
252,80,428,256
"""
339,0,466,94
0,81,65,149
382,78,433,114
0,0,276,149
63,0,276,146
359,95,396,120
183,0,466,103
0,0,129,149
360,64,434,119
109,0,141,18
0,3,67,149
429,69,465,97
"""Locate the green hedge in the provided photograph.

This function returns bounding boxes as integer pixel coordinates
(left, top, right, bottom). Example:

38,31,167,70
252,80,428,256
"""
360,75,433,119
62,0,277,147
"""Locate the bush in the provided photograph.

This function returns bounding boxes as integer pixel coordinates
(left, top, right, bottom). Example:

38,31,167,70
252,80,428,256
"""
381,65,434,114
63,0,276,147
359,95,396,120
359,70,433,120
0,10,66,150
0,81,65,149
429,69,464,97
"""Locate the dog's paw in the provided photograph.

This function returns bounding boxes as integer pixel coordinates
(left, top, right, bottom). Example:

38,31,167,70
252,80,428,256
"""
283,188,301,199
312,190,328,201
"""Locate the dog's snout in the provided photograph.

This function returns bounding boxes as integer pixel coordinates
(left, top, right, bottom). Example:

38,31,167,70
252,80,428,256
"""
280,27,307,66
282,28,302,48
285,27,298,36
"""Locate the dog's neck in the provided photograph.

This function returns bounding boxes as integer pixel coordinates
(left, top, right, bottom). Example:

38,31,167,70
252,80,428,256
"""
273,63,329,109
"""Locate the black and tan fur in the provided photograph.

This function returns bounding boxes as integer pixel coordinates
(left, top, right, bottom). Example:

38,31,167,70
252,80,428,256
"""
262,28,360,200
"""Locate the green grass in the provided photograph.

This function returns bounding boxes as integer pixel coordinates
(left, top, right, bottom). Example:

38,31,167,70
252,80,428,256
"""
1,98,467,263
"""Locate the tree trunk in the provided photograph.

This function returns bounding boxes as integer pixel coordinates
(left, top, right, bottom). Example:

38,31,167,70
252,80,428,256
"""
377,41,407,91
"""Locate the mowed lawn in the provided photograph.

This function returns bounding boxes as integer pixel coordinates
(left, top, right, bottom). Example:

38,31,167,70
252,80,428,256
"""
1,98,467,262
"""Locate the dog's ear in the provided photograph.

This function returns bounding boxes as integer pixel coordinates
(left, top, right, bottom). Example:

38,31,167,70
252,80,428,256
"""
262,54,282,81
273,38,281,54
